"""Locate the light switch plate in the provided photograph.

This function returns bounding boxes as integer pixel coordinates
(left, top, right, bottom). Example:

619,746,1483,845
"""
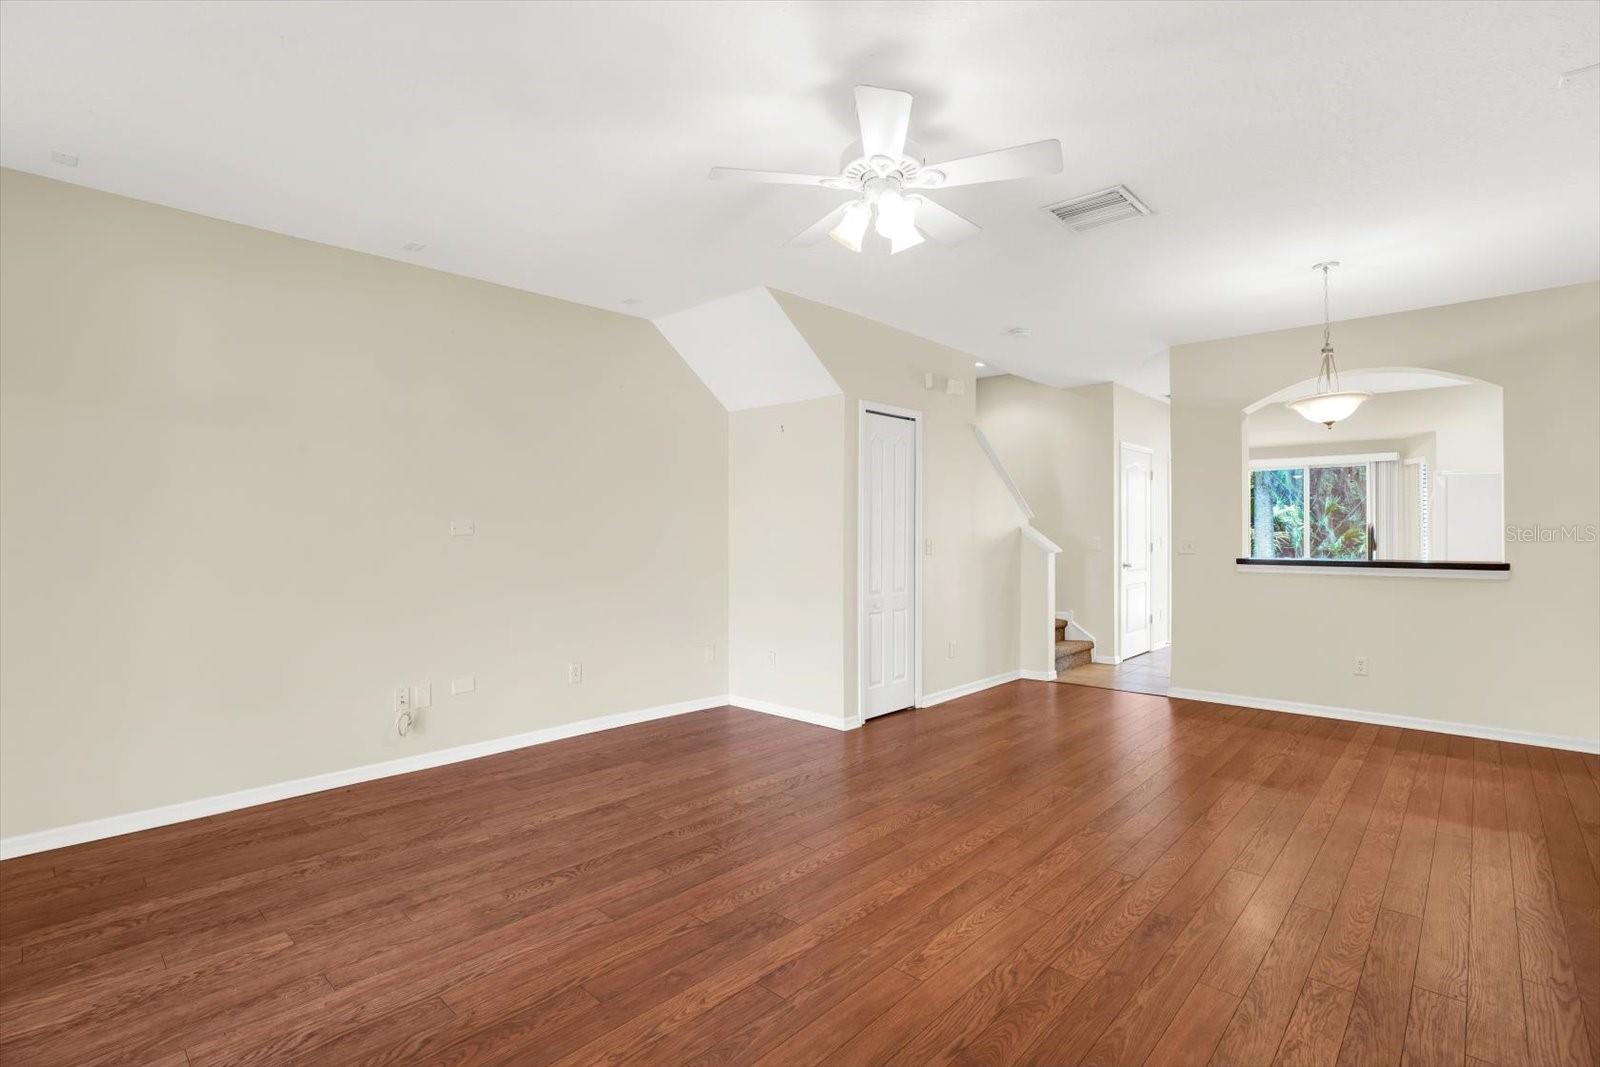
450,519,475,536
1178,540,1197,555
451,675,475,695
413,683,432,709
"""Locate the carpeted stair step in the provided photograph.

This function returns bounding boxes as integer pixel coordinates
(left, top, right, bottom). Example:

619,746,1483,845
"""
1055,638,1093,672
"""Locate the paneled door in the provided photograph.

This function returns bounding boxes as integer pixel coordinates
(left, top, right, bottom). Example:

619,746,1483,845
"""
1120,442,1153,659
862,411,917,718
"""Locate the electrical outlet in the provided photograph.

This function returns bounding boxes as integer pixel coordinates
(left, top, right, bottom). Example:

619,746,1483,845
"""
1353,656,1369,677
1178,540,1197,555
413,683,432,709
567,662,583,684
924,538,934,556
449,518,475,536
703,644,716,664
766,650,777,670
394,687,414,737
947,641,958,659
451,675,476,695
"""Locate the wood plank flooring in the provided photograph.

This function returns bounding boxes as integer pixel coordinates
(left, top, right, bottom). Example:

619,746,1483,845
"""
2,682,1598,1066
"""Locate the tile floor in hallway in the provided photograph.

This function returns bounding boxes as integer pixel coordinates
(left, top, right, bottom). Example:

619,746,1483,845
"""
1057,643,1171,696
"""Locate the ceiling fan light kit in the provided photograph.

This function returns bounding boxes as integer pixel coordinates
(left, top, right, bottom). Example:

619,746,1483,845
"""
1286,261,1371,429
711,85,1063,254
829,200,872,252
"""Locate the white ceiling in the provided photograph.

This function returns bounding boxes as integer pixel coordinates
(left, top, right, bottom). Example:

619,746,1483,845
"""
3,2,1596,395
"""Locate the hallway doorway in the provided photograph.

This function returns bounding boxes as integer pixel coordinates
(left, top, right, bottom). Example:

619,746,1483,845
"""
1055,644,1170,696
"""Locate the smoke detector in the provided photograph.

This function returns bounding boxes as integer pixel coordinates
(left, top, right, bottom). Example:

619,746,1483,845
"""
1044,185,1152,232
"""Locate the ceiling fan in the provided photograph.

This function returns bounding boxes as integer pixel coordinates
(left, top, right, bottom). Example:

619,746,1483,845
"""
710,86,1063,254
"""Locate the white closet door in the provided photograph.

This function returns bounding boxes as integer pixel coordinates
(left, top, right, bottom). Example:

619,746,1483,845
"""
862,412,916,718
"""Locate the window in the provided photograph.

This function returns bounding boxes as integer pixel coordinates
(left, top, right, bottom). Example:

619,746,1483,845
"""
1249,462,1370,560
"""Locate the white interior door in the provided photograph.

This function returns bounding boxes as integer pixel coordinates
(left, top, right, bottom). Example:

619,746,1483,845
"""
1120,443,1152,659
863,411,917,718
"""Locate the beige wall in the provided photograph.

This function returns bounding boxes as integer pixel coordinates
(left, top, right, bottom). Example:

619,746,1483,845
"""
0,170,731,838
771,293,1026,715
976,376,1173,657
1171,282,1600,746
976,376,1115,641
727,395,849,718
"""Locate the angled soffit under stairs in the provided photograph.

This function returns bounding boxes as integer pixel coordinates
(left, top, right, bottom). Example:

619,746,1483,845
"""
652,287,841,412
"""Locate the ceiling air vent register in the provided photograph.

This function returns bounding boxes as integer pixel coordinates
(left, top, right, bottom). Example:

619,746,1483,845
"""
1044,185,1152,232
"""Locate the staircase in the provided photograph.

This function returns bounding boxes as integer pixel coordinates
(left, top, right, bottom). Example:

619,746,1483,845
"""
1054,618,1094,672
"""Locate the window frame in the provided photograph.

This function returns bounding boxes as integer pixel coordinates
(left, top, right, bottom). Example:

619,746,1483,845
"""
1245,451,1398,561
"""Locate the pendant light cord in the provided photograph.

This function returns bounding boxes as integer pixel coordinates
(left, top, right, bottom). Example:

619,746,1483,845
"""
1317,262,1339,394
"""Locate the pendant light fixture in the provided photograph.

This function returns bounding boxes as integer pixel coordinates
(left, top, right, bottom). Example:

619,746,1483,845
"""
1286,262,1370,428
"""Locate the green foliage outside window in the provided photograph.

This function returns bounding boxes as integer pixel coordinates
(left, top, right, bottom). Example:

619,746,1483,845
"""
1308,466,1367,559
1250,464,1369,561
1250,468,1303,558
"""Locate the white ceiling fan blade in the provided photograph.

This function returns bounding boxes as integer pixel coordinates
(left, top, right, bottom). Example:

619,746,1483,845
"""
920,139,1063,189
912,198,981,244
788,203,854,246
855,85,912,161
709,167,837,186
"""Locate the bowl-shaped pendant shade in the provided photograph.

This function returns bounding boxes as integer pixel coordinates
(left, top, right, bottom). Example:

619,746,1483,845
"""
1286,390,1372,428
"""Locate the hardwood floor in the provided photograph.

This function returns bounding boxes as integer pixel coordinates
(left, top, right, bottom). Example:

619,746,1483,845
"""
3,682,1598,1066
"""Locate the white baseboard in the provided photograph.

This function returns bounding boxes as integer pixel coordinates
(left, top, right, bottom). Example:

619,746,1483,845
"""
2,692,866,861
727,696,859,732
3,666,1129,861
919,670,1024,708
1091,654,1122,666
1020,669,1058,682
1166,687,1600,755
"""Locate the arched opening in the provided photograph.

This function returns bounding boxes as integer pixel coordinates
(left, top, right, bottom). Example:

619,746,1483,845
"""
1241,368,1504,562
